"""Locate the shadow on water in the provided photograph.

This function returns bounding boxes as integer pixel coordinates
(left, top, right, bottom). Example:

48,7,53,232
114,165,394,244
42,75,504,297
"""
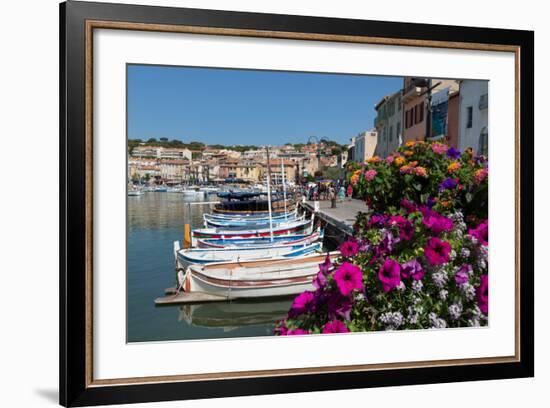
127,192,294,343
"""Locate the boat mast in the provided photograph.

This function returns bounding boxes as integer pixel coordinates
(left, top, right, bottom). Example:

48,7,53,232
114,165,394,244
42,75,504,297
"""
281,158,287,218
265,146,274,242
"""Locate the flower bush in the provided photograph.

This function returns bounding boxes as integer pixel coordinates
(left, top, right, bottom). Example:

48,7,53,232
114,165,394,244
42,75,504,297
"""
346,141,488,223
275,204,489,335
275,142,489,336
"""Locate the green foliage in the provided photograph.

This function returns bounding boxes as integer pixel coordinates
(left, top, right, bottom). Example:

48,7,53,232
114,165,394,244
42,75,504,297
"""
347,142,488,223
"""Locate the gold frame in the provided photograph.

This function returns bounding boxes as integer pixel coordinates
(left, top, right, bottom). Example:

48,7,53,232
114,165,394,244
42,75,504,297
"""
84,20,521,388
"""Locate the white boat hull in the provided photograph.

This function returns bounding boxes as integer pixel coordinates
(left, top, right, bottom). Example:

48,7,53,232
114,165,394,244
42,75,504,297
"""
180,252,339,299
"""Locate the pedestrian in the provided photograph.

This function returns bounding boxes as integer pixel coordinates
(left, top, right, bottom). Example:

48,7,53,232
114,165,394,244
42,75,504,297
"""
347,184,353,201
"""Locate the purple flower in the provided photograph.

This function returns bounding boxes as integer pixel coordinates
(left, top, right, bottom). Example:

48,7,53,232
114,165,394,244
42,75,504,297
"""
290,291,316,316
312,271,327,290
426,197,437,208
423,211,454,235
380,230,396,253
468,220,489,246
439,177,458,192
339,239,360,257
322,320,350,334
446,147,461,160
401,259,424,281
369,214,388,226
378,258,402,292
390,215,415,241
477,275,489,314
400,198,417,213
333,262,364,296
424,237,452,265
454,264,472,284
318,254,332,275
327,293,353,321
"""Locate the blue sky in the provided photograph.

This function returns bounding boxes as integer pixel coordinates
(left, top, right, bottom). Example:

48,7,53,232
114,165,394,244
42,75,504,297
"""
127,64,403,146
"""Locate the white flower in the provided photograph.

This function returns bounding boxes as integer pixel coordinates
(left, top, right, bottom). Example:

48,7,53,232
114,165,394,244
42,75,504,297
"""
432,271,448,289
439,289,449,300
448,303,463,320
428,312,447,329
412,280,423,293
379,311,404,330
460,283,476,301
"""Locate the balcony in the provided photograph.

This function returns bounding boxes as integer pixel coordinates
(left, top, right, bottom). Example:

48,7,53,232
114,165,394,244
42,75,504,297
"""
402,79,428,103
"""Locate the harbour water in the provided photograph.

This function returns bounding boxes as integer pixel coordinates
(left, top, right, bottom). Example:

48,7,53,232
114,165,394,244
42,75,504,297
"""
127,192,293,343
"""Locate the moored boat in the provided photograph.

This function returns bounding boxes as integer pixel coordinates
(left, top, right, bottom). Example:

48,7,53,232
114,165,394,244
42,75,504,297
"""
177,252,339,299
203,213,302,228
177,242,321,265
196,229,322,249
191,217,313,245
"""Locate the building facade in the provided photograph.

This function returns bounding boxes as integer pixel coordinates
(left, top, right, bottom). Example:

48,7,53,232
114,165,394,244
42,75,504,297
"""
132,146,192,161
457,80,489,155
402,78,459,143
353,130,378,163
374,90,403,158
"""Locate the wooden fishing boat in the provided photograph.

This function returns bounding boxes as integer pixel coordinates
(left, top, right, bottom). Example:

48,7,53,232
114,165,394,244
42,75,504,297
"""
177,252,339,299
177,242,321,265
203,209,297,222
203,213,302,228
191,217,313,245
195,229,322,249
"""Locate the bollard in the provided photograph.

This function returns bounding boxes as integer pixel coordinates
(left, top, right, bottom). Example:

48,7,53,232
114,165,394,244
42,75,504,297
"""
183,223,191,248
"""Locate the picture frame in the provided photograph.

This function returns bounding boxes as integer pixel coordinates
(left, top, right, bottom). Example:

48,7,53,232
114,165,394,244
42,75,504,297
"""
60,0,534,406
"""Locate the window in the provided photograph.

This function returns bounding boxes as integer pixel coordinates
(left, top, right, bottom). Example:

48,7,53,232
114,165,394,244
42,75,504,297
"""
466,106,473,128
419,102,424,122
413,105,418,124
389,126,393,142
478,127,488,156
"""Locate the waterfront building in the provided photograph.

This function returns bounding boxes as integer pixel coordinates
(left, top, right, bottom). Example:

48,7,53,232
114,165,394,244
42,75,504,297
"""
236,160,263,182
402,78,459,143
132,145,192,161
374,90,403,158
159,159,188,182
263,159,297,185
352,130,378,163
457,80,489,155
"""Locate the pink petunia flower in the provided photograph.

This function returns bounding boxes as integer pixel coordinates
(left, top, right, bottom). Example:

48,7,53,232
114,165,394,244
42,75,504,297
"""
477,275,489,314
290,291,316,316
339,239,360,257
422,210,454,235
424,237,452,265
333,262,364,296
468,220,488,246
378,258,402,292
286,329,310,335
322,320,350,334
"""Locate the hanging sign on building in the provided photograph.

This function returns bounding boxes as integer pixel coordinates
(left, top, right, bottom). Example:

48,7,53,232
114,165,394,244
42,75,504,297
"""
431,87,450,139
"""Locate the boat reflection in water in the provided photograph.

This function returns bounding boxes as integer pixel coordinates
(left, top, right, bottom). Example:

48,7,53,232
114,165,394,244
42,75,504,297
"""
177,298,293,332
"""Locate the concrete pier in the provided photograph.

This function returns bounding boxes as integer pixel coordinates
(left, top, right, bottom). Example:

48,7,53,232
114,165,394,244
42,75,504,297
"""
300,198,367,246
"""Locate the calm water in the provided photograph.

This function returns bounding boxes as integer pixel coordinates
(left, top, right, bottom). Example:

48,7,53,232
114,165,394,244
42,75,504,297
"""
127,192,293,343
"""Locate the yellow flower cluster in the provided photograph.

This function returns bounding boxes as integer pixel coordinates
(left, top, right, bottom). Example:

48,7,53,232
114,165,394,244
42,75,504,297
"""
366,156,382,164
447,162,461,173
394,156,406,167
